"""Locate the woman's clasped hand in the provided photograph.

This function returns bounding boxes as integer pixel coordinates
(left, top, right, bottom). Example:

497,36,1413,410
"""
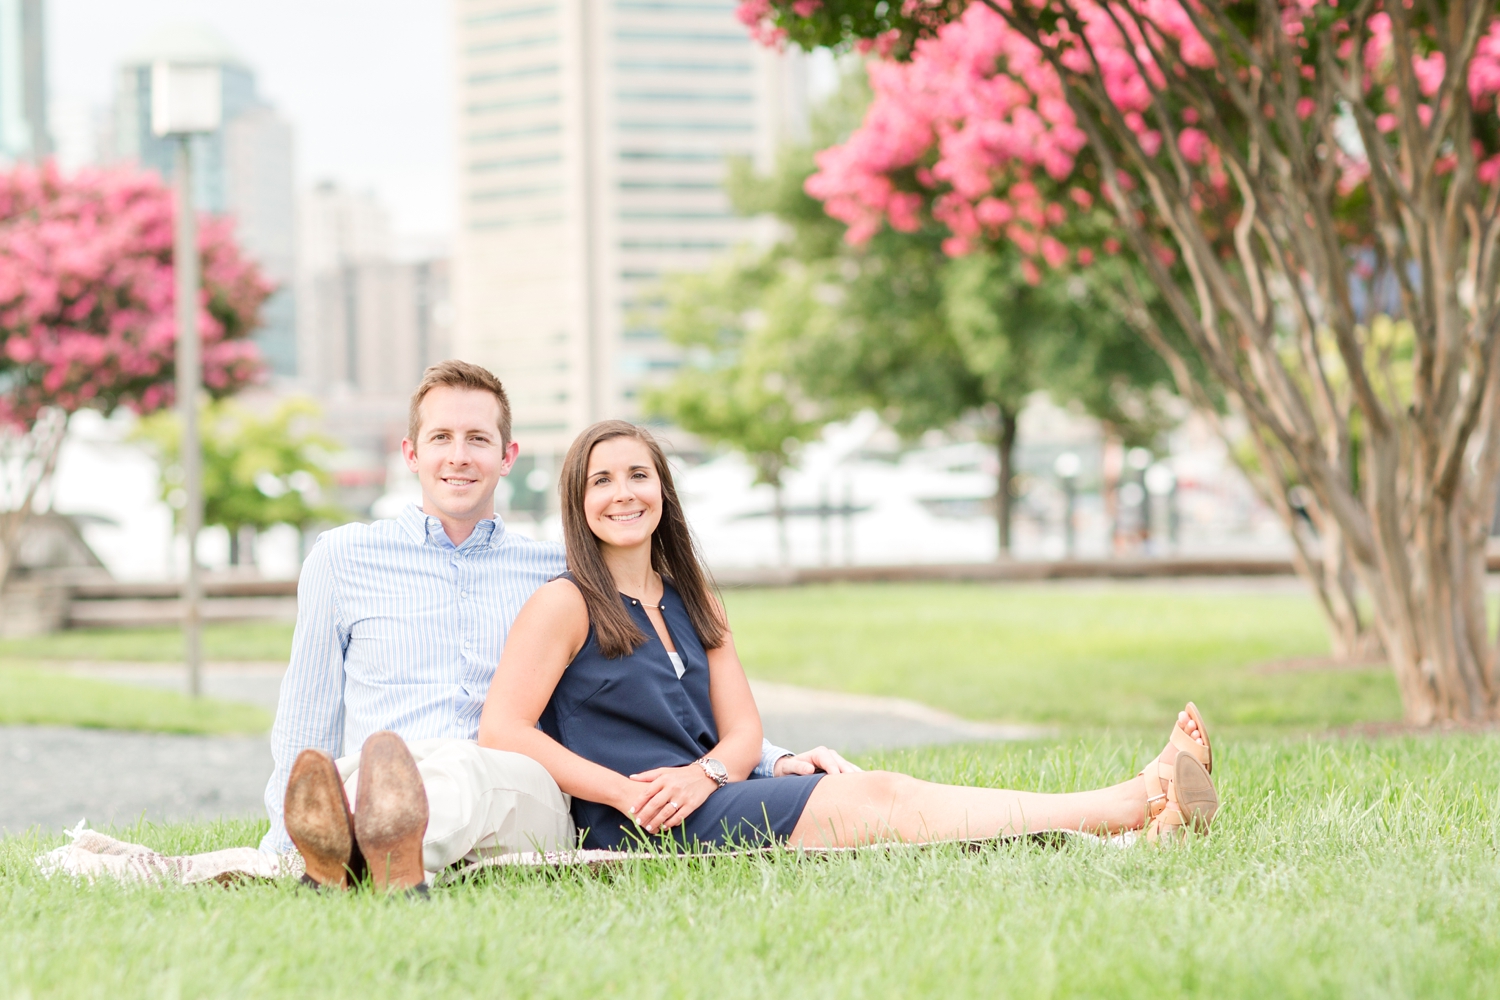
622,764,717,834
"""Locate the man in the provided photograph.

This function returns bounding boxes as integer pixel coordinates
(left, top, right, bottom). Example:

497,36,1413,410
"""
261,360,855,889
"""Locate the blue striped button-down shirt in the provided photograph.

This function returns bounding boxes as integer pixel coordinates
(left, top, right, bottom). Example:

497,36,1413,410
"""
260,503,789,854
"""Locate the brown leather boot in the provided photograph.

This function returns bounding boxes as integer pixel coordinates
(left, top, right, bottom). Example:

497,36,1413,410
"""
353,731,429,893
284,748,360,889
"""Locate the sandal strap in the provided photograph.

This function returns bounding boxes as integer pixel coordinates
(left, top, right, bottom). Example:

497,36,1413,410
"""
1138,757,1172,820
1146,804,1186,843
1170,716,1211,772
1144,758,1187,842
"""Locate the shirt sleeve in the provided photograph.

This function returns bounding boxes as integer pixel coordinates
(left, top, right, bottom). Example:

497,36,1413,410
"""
259,537,350,855
755,737,794,778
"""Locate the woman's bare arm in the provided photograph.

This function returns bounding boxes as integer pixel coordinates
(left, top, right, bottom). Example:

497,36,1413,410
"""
477,579,636,811
701,621,764,781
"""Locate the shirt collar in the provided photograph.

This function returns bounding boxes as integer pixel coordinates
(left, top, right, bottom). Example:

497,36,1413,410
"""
397,502,508,550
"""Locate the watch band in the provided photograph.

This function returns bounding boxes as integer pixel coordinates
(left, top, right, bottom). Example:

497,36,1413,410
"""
694,756,729,789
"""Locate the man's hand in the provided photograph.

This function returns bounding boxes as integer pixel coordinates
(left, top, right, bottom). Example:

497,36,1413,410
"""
773,746,862,777
624,764,718,834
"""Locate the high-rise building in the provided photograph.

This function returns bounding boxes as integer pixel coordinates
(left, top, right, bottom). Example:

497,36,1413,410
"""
113,24,298,378
295,181,453,512
451,0,808,455
0,0,50,164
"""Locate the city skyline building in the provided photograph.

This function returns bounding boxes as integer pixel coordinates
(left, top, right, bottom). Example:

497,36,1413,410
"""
297,180,453,399
451,0,810,456
0,0,51,164
295,180,453,514
113,23,298,378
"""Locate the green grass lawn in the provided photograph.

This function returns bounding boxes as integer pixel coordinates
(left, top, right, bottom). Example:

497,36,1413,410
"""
0,583,1401,734
0,668,270,734
4,733,1499,998
0,621,296,663
727,583,1400,730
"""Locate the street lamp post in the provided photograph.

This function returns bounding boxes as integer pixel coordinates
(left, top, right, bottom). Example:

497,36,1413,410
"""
1054,451,1080,558
152,61,222,698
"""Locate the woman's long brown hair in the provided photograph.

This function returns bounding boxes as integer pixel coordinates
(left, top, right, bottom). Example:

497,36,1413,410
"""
558,420,726,658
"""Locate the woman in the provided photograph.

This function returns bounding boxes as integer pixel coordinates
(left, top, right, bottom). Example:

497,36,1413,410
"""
478,421,1217,851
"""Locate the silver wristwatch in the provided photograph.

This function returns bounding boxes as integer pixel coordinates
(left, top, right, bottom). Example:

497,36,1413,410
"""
694,756,728,789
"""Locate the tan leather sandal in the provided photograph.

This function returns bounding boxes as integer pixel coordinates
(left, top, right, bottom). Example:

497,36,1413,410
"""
1139,701,1212,819
1145,753,1218,842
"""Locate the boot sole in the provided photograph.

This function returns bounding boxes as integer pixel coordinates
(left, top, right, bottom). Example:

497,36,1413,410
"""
354,732,429,892
284,749,356,888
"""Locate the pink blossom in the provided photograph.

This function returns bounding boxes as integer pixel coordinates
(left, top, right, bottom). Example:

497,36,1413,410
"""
757,0,1500,276
1177,127,1209,165
1413,52,1446,97
734,0,786,45
1479,154,1500,185
1041,236,1069,268
1471,22,1500,100
0,162,267,429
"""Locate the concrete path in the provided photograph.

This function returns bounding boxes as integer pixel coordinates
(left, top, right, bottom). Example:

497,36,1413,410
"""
1,726,272,837
2,662,1047,837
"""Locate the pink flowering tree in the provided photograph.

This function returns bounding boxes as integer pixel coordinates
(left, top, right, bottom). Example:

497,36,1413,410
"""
0,162,268,584
742,0,1500,722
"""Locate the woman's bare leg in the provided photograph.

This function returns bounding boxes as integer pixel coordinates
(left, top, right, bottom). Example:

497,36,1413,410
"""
788,771,1147,846
788,711,1206,848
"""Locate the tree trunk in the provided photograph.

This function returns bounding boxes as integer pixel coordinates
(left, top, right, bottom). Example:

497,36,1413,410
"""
986,0,1500,720
995,407,1018,558
0,409,69,588
773,484,789,567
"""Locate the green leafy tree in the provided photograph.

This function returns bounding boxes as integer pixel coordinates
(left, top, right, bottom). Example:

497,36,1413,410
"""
652,73,1184,554
646,254,824,565
135,398,345,566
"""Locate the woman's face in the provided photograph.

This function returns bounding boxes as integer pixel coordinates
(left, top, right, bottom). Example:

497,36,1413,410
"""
583,436,663,551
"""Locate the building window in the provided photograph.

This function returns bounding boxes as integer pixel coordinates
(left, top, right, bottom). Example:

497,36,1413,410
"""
468,123,562,143
616,61,752,74
467,34,558,56
466,64,560,85
618,210,736,220
617,121,754,133
467,94,561,115
615,29,748,43
470,184,564,202
464,4,556,26
469,153,563,172
618,150,725,162
469,212,565,230
620,238,730,250
616,91,754,103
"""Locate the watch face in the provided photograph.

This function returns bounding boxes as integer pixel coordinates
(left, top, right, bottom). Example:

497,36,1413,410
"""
701,757,728,784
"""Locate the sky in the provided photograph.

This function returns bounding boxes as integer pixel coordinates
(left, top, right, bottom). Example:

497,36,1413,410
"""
47,0,453,238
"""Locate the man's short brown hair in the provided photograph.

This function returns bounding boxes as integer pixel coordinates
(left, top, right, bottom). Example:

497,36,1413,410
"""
407,360,513,447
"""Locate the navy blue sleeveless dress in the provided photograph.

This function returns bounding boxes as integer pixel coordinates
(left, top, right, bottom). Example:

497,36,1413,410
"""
539,575,824,851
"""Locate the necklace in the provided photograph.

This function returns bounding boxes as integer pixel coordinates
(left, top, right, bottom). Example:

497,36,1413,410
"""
625,596,665,611
626,572,665,611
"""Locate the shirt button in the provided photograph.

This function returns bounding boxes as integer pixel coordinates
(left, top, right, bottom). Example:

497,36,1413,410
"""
460,590,467,599
463,640,471,648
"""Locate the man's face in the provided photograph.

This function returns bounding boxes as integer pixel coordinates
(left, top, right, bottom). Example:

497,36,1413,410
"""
402,386,519,527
